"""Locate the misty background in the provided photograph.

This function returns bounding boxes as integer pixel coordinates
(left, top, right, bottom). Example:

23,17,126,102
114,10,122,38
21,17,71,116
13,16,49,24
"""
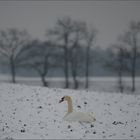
0,1,140,93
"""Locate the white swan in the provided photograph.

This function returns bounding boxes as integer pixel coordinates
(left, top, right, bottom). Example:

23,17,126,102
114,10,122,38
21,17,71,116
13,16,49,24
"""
59,96,96,123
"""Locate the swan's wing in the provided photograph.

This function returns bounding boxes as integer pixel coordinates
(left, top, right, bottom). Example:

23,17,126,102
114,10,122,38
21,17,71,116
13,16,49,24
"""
63,112,82,122
63,112,96,123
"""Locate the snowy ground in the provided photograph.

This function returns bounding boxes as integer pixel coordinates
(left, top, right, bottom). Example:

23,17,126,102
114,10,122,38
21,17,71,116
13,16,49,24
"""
0,83,140,139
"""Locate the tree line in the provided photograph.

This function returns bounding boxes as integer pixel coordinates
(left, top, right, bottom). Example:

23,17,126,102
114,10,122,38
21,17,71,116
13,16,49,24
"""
0,17,139,92
105,21,140,93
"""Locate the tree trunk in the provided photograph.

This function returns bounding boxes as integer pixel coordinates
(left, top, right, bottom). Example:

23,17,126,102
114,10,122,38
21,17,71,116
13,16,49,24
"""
85,46,90,89
131,37,137,92
132,72,135,92
74,78,78,89
41,75,48,87
10,57,16,83
131,58,136,92
70,48,79,89
132,51,136,92
118,49,124,93
118,69,123,93
64,35,69,88
72,71,78,89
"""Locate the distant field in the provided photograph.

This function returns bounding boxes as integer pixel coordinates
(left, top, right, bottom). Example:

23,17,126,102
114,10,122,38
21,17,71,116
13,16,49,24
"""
0,75,140,94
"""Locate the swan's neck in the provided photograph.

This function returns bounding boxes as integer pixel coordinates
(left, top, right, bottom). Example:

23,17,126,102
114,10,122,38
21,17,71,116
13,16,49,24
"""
67,99,73,114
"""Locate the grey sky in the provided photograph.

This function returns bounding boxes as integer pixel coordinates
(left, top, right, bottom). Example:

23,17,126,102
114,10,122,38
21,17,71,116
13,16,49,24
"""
0,1,140,48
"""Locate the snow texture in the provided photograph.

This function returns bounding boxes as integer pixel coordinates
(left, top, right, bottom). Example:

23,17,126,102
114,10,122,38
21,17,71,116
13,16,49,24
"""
0,83,140,139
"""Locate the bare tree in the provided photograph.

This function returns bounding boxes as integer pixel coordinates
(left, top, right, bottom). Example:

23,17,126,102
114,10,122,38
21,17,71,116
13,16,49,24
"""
83,27,97,89
104,44,129,93
69,21,86,89
20,39,56,87
47,17,75,88
120,21,140,92
117,48,125,93
0,28,30,83
69,44,84,89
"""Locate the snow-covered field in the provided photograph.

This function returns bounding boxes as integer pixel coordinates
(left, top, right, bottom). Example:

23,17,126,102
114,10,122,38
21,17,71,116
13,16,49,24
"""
0,83,140,139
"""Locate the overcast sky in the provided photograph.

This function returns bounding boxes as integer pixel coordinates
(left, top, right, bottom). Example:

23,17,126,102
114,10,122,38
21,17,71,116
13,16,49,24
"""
0,1,140,49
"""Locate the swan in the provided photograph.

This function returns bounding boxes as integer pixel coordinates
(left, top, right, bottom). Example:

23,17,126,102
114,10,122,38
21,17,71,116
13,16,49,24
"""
59,96,96,123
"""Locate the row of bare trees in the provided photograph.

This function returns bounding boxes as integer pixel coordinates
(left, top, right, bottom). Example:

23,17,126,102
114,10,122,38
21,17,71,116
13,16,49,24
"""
0,17,96,89
47,17,97,88
0,17,139,92
105,21,140,92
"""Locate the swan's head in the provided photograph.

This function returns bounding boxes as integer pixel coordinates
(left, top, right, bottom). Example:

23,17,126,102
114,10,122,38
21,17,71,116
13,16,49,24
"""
59,96,71,103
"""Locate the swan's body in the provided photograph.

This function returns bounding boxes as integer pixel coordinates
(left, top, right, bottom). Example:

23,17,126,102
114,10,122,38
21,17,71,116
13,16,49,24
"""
59,96,96,123
64,112,95,123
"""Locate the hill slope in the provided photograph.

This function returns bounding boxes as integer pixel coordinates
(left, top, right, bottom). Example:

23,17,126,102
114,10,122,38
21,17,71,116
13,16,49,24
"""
0,83,140,139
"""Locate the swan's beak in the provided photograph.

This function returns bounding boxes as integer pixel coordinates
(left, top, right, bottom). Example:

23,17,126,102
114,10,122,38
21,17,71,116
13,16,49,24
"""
59,97,64,103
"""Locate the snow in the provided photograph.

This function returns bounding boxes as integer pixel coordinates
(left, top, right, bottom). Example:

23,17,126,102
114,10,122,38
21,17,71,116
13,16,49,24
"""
0,83,140,139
